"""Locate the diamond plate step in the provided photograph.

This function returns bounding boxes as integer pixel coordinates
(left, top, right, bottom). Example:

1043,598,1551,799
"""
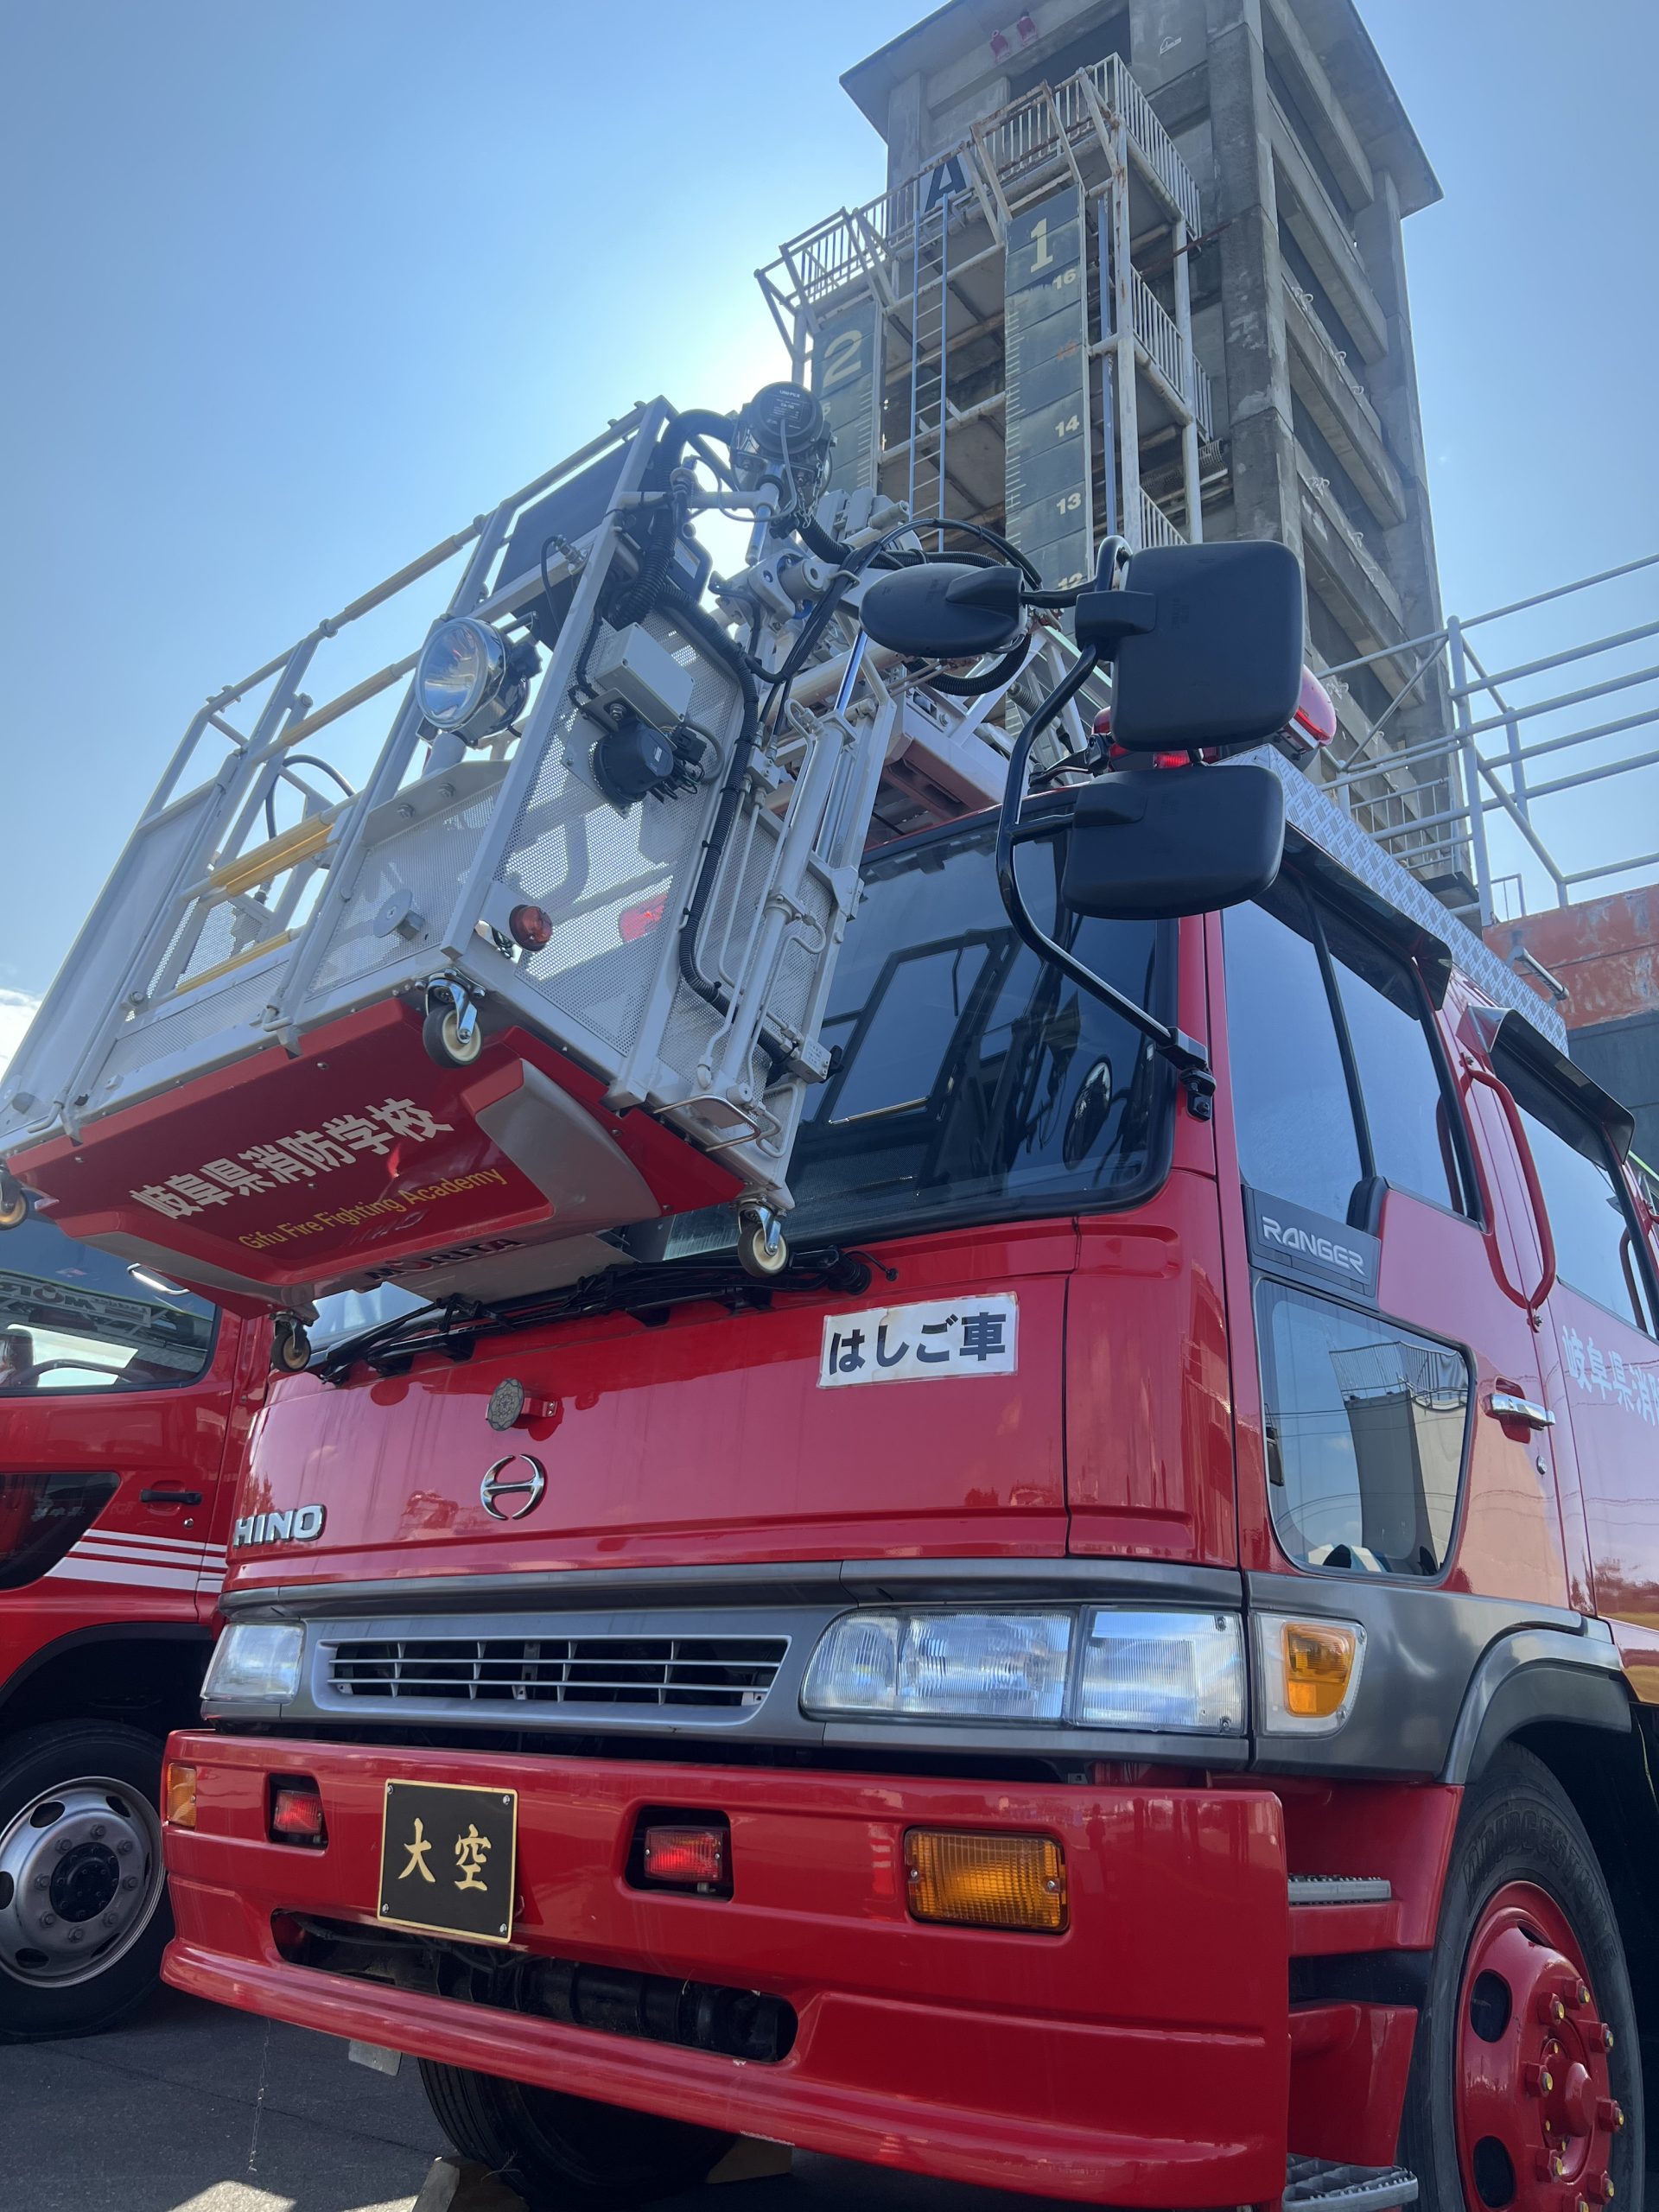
1287,1876,1393,1905
1284,2158,1419,2209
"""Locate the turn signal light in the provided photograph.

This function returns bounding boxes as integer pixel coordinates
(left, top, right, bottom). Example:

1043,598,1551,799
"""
1282,1622,1361,1719
904,1828,1066,1933
270,1778,327,1847
164,1762,199,1829
640,1824,728,1891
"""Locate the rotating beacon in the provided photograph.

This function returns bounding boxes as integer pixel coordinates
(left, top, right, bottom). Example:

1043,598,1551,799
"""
0,385,1089,1356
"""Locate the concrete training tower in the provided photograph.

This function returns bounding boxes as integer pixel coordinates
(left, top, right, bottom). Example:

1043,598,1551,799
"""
760,0,1459,889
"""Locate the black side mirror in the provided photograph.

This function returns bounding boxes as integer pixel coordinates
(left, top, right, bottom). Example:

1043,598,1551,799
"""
1059,764,1285,920
858,562,1025,658
1082,541,1304,755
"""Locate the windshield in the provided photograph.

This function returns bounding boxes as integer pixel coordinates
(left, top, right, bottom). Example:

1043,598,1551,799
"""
0,1208,217,1391
667,818,1171,1255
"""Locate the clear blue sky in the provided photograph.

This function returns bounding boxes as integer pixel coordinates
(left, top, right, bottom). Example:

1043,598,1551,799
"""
3,0,1656,1046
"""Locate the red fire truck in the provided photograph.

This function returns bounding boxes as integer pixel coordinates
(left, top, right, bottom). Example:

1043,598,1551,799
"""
7,393,1659,2208
0,1206,257,2039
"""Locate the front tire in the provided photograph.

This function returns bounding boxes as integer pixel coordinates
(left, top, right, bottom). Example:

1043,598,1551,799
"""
1401,1745,1643,2212
420,2060,733,2211
0,1722,171,2043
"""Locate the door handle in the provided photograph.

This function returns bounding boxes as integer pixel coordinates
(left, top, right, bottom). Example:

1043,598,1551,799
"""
141,1487,203,1505
1486,1391,1554,1430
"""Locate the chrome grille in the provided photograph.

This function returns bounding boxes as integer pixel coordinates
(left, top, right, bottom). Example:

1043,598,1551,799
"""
327,1634,787,1711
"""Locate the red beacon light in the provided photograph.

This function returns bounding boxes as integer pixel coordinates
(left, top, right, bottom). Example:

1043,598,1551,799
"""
507,902,555,951
1287,668,1338,757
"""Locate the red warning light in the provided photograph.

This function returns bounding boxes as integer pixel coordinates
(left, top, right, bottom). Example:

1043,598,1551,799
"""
1289,669,1338,752
508,903,555,950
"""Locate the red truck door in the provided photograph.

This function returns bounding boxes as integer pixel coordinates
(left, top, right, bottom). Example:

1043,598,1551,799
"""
0,1208,235,1625
1490,1046,1659,1688
1216,879,1568,1609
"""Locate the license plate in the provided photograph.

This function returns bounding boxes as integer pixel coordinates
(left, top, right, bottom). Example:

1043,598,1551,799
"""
377,1779,518,1946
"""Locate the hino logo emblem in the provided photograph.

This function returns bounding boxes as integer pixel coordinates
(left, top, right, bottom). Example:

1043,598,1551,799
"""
233,1504,326,1548
480,1453,547,1521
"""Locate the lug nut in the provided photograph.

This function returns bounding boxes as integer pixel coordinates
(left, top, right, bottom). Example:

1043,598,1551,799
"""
1540,1992,1568,2024
1602,2026,1616,2053
1525,2063,1555,2096
116,1840,133,1857
1576,1980,1592,2007
91,1824,106,1840
102,1914,117,1929
32,1874,48,1890
120,1875,139,1892
67,1929,83,1944
1599,2101,1625,2133
1597,2174,1616,2203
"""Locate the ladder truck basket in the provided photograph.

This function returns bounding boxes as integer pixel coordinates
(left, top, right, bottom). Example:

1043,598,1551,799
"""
0,392,963,1316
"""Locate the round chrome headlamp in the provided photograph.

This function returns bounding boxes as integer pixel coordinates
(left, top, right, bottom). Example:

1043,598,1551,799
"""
416,616,512,734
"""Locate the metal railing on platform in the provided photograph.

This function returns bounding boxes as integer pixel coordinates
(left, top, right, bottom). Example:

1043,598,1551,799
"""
1319,550,1659,922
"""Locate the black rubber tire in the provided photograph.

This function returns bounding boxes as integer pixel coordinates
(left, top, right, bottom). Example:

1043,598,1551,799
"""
0,1721,171,2044
1400,1744,1644,2210
419,2059,734,2211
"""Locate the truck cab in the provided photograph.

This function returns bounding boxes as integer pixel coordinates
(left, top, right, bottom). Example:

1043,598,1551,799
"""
0,1205,266,2037
159,791,1659,2212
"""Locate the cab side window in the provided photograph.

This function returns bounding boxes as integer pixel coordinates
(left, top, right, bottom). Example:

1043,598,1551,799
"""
1223,879,1363,1223
1321,907,1467,1215
1224,877,1468,1224
1503,1062,1656,1337
1258,1281,1470,1576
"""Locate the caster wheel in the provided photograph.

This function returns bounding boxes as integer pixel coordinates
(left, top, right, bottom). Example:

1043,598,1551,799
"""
423,1005,483,1068
0,1176,27,1230
270,1319,312,1373
736,1210,789,1281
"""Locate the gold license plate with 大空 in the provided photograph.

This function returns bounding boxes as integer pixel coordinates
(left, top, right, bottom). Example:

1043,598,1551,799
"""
377,1780,518,1945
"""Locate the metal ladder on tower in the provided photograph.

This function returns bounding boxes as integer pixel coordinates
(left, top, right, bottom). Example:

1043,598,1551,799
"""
905,191,953,539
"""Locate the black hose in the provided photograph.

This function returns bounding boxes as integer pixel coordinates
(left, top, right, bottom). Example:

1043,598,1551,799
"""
798,514,851,564
927,637,1034,697
658,578,766,1020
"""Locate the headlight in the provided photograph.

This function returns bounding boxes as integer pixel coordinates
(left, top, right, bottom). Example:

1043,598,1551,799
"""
802,1611,1071,1723
1074,1609,1244,1733
802,1606,1245,1734
201,1622,304,1703
416,617,535,739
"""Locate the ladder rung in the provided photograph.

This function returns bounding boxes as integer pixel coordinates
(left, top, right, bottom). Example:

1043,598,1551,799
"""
209,814,336,896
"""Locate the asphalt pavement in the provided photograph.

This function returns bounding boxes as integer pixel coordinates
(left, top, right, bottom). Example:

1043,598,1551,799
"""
0,1986,1064,2212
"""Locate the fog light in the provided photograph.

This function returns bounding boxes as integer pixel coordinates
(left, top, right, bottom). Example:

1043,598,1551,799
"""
904,1828,1066,1933
164,1762,198,1829
640,1823,728,1892
270,1777,327,1847
1256,1615,1365,1732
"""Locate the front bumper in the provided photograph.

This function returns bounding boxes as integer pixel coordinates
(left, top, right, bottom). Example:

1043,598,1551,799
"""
163,1732,1289,2205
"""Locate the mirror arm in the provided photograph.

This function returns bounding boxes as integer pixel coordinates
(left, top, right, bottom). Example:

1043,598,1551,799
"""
994,648,1215,1116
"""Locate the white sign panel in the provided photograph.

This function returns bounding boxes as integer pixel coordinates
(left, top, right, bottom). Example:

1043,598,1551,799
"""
817,1294,1019,1388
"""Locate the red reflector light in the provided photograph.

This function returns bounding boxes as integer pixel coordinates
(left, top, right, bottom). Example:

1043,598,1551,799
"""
270,1779,327,1847
508,902,555,950
642,1824,728,1889
618,893,667,944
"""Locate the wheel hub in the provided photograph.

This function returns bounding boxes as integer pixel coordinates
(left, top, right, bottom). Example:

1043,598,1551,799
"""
0,1777,163,1987
1456,1882,1623,2212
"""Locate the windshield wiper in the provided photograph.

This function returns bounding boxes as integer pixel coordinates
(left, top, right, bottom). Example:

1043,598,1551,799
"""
316,1245,876,1383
